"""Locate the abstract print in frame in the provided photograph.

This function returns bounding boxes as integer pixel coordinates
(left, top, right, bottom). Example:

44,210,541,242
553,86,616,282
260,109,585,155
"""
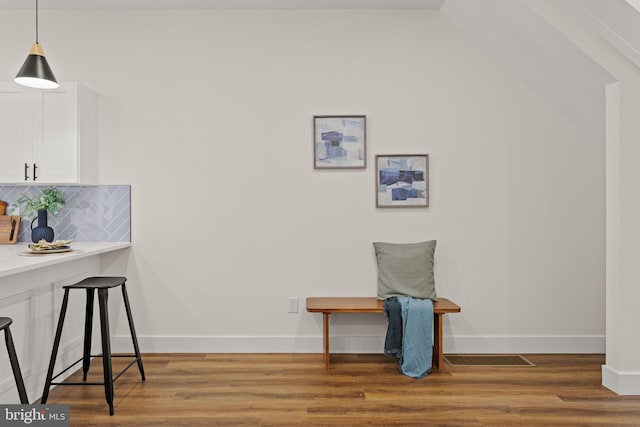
376,154,429,208
314,115,366,169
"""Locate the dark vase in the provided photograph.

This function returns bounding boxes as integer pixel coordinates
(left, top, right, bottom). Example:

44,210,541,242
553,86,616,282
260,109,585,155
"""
31,210,54,243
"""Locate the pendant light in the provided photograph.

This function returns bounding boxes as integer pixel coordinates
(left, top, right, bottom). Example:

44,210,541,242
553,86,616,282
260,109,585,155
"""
15,0,59,89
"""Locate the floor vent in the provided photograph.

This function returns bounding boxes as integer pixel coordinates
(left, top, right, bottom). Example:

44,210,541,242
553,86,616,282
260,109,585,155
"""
444,354,535,367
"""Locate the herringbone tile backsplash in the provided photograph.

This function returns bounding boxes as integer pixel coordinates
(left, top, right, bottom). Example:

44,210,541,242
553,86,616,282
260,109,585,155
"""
0,185,131,243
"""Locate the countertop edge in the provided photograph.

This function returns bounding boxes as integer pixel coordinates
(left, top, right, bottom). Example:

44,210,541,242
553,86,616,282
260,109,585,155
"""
0,242,132,279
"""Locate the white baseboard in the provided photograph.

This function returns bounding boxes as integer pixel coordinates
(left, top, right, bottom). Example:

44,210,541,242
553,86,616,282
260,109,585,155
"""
111,334,605,354
602,365,640,395
443,335,605,354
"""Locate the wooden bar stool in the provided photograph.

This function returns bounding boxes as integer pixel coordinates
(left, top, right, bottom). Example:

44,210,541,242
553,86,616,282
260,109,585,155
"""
41,277,145,415
0,317,28,404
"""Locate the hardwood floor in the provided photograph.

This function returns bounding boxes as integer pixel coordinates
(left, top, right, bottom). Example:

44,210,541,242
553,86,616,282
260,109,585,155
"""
42,353,640,426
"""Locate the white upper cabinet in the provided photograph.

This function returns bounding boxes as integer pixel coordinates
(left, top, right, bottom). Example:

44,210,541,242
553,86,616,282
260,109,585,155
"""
0,83,98,184
0,87,31,182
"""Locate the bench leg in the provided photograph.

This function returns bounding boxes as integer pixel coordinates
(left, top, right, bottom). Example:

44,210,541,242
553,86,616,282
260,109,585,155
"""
433,313,444,370
323,312,330,370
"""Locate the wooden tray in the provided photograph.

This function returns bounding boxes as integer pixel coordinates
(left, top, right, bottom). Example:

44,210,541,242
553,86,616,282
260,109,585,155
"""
0,216,21,244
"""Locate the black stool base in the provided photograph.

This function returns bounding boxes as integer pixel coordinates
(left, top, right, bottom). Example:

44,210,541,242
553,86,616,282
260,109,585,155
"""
0,317,29,404
41,277,145,416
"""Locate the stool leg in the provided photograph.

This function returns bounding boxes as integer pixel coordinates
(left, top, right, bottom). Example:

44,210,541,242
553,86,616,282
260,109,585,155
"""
42,289,70,404
98,288,114,416
4,326,28,404
121,283,145,380
82,289,95,381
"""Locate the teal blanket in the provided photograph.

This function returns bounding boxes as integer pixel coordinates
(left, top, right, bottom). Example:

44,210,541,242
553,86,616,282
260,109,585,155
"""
384,296,433,378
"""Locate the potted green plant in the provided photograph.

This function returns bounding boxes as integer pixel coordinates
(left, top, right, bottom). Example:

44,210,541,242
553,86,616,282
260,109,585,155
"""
16,187,65,243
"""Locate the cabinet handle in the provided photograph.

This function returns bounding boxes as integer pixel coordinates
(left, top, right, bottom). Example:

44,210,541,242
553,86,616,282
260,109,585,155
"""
24,163,29,181
33,163,38,181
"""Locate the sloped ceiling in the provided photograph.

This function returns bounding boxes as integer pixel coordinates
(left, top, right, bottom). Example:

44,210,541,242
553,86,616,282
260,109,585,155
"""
441,0,615,145
576,0,640,71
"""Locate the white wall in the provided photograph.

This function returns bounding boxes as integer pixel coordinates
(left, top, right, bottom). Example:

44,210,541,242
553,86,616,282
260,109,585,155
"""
0,9,605,353
524,0,640,394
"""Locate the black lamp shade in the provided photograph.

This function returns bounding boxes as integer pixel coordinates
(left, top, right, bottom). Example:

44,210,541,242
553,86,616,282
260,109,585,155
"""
15,44,58,89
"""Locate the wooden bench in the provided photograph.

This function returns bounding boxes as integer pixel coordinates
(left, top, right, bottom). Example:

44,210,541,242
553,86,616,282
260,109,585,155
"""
306,297,460,371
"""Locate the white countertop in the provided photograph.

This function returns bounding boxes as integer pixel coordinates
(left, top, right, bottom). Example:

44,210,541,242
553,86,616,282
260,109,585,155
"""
0,242,132,278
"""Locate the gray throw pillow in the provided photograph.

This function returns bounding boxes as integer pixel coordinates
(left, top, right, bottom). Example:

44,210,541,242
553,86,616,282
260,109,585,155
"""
374,240,437,300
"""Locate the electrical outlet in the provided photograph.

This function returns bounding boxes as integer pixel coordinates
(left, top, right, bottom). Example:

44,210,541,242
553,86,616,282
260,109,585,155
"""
288,297,299,313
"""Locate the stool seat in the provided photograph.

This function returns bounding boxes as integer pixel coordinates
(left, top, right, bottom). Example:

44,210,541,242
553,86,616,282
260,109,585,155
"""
0,317,13,330
41,276,144,415
0,316,28,403
64,277,126,289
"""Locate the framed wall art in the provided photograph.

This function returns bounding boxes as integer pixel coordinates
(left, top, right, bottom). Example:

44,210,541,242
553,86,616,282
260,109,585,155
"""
376,154,429,208
314,115,366,169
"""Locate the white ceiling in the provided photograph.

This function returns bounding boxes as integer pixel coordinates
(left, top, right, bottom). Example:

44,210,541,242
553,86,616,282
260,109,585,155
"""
0,0,446,9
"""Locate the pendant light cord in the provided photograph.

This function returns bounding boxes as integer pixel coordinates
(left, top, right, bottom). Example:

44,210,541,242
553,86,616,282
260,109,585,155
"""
35,0,39,43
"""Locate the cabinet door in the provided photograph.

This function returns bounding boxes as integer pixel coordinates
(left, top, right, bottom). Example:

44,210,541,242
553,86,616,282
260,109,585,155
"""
0,85,33,182
33,85,79,183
